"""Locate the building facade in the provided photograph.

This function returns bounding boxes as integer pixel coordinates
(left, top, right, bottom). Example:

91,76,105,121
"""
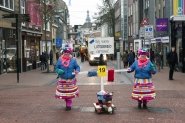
0,0,69,75
22,0,42,71
0,0,18,74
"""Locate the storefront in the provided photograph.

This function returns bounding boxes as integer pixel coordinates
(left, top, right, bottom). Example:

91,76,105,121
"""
22,31,42,72
0,28,16,74
170,16,185,73
151,36,170,66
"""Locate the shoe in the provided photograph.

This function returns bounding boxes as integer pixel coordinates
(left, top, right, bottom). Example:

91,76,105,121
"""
138,101,142,109
65,106,71,111
143,100,148,109
143,104,148,109
169,78,174,80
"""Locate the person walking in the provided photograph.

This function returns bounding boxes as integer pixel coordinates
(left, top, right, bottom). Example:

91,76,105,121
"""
127,48,157,109
149,48,155,63
160,52,164,69
49,50,53,65
167,47,178,80
128,50,135,66
43,51,48,70
155,52,162,72
99,54,104,65
79,45,86,62
122,51,128,68
55,44,80,111
40,52,45,71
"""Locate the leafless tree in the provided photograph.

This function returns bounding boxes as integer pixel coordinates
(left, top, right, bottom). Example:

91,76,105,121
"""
96,0,115,37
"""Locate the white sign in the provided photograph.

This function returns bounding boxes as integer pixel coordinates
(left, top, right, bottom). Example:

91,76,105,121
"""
88,37,114,54
144,25,154,39
139,27,145,38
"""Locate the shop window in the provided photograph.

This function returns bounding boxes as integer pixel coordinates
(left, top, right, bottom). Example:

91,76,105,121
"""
3,47,16,72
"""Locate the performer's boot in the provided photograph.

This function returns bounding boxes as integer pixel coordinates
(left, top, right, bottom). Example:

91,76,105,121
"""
143,100,148,109
65,99,72,111
138,100,142,109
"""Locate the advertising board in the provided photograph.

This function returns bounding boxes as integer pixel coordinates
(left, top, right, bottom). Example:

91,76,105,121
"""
88,37,114,54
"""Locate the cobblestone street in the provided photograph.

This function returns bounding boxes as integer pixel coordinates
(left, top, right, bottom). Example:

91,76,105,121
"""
0,60,185,123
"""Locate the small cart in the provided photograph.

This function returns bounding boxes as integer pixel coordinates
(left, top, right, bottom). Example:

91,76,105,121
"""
93,91,116,114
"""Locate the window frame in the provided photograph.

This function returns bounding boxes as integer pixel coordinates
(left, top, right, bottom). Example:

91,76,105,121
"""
0,0,14,11
21,0,26,26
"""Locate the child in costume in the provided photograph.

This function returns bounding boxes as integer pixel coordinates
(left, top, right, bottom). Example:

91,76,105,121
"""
55,44,80,111
127,48,156,109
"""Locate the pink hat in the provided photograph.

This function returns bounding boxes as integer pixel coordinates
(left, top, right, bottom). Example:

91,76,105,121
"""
138,48,149,56
63,45,73,54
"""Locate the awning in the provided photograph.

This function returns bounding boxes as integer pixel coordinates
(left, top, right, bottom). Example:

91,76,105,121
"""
151,36,169,43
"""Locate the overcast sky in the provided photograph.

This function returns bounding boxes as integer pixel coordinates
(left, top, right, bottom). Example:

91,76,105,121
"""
63,0,101,26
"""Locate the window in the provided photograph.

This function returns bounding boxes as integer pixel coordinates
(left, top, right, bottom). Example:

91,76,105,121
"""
21,0,25,14
129,25,131,36
0,0,4,6
46,22,50,31
43,22,50,31
5,0,8,8
0,0,14,10
21,0,25,26
145,0,149,9
10,0,13,9
163,6,165,17
131,24,133,36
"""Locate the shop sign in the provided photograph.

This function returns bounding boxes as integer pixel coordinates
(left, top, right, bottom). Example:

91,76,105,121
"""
88,37,114,54
56,38,62,48
144,25,154,39
156,18,168,31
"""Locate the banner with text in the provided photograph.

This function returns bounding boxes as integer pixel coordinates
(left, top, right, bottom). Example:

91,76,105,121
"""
88,37,114,54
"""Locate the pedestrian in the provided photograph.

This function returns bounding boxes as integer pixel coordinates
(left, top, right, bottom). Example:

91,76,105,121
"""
79,46,85,62
128,50,135,66
55,44,80,111
49,50,53,65
56,51,59,61
160,52,164,69
155,52,161,72
99,54,104,65
127,48,157,109
43,51,48,70
122,51,128,68
40,52,45,71
149,48,155,63
166,47,178,80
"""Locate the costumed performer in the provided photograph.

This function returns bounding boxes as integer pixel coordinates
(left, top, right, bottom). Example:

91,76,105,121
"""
55,44,80,111
127,48,157,109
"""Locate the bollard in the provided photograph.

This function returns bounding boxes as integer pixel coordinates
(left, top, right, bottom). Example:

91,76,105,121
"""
107,69,114,82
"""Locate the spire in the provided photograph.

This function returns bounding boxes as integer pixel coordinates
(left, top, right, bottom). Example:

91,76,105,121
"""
85,10,91,23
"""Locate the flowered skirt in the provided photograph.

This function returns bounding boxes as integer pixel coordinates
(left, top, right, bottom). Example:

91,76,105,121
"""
55,78,79,99
132,78,156,101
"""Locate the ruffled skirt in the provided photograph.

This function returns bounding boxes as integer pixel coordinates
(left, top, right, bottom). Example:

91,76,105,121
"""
55,78,79,99
132,78,155,101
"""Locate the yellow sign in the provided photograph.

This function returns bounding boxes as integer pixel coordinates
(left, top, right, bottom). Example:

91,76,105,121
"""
98,65,107,77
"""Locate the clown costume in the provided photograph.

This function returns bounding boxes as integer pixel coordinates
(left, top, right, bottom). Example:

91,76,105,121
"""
55,45,80,111
127,48,156,109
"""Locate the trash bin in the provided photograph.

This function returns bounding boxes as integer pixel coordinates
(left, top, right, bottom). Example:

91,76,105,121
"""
108,69,114,82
